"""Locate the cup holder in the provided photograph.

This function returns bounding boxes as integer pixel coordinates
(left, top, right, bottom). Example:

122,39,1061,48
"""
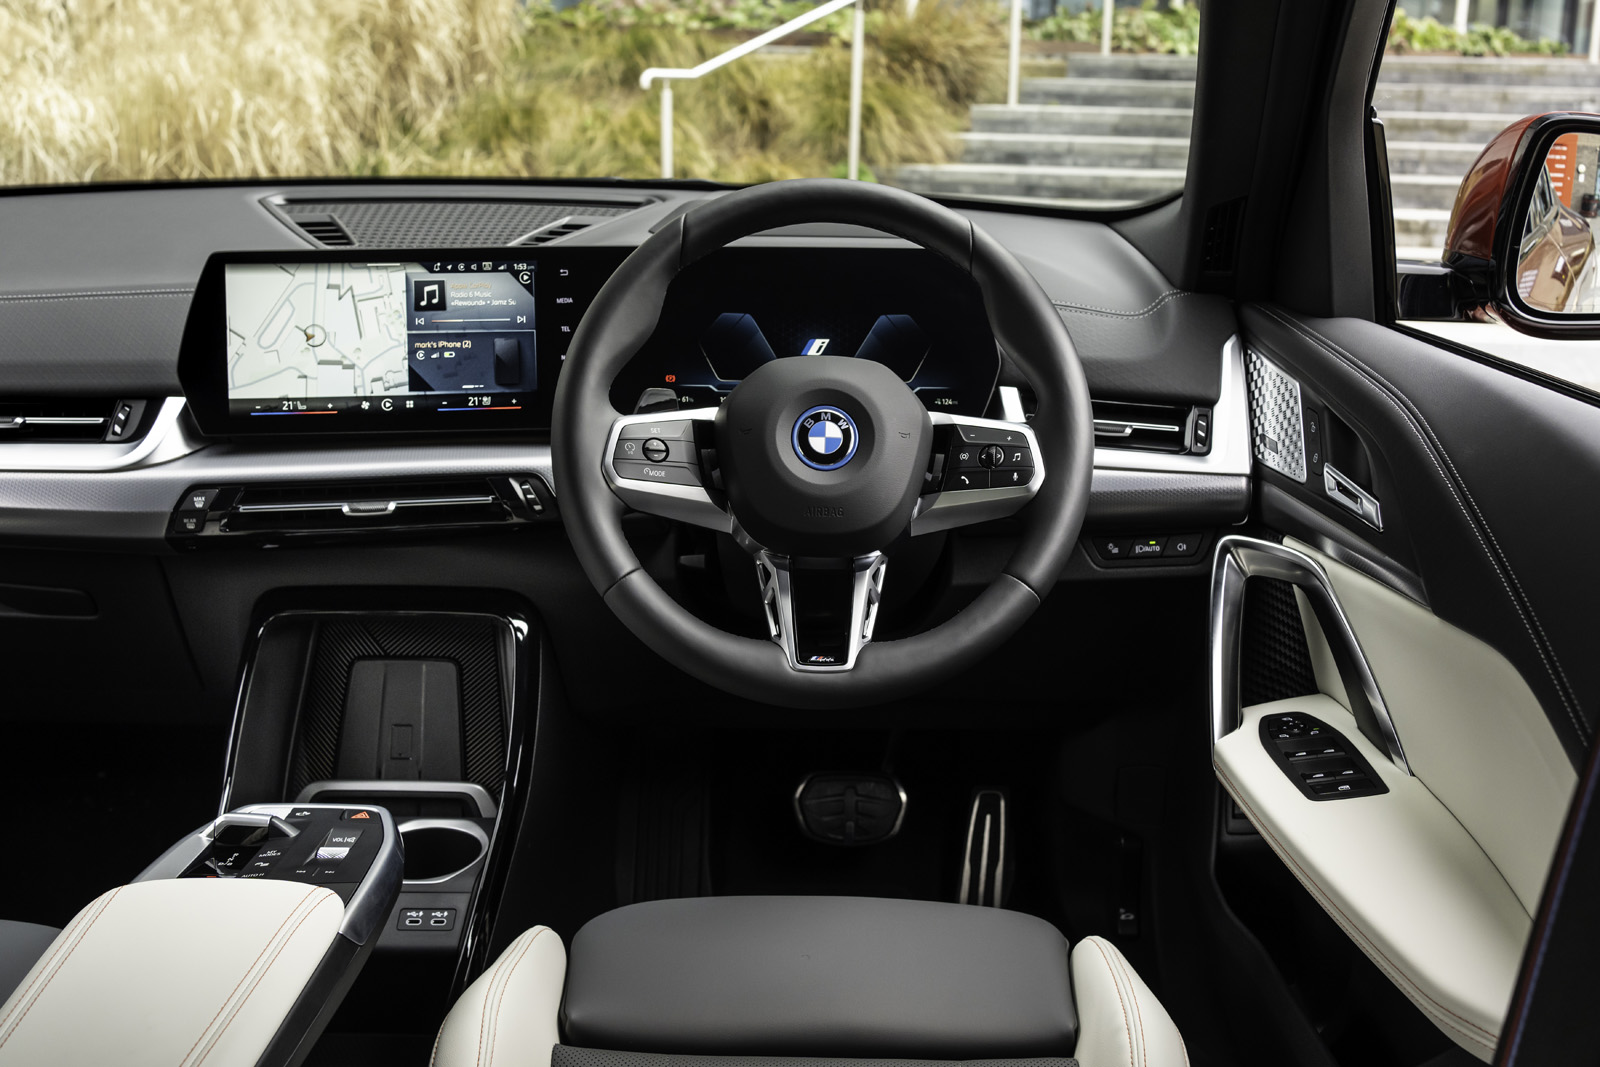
399,822,486,882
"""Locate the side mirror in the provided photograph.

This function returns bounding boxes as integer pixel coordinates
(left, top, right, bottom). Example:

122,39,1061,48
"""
1407,113,1600,338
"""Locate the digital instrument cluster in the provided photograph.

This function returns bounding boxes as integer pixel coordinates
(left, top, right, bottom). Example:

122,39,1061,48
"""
611,248,1000,416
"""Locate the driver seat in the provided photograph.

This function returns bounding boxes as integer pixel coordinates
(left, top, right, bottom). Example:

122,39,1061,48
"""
433,896,1186,1067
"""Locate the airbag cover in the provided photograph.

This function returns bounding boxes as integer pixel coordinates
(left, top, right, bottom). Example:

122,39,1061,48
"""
561,896,1078,1058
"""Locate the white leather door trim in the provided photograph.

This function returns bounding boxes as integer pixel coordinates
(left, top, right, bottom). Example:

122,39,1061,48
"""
1216,694,1529,1062
432,926,566,1067
0,878,344,1067
1071,935,1188,1067
1287,538,1576,914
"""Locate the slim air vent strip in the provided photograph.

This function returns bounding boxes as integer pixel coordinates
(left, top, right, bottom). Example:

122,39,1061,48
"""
0,399,121,442
1091,400,1193,454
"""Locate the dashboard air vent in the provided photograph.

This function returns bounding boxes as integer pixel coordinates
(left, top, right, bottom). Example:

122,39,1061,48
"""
1093,400,1203,454
272,198,643,248
291,214,354,246
515,218,597,245
0,398,119,442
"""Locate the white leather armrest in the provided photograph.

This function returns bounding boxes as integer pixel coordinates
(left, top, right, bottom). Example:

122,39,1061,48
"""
1071,936,1188,1067
433,926,566,1067
0,878,344,1066
1215,694,1528,1061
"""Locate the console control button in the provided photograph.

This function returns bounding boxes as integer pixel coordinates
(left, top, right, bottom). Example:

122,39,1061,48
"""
315,846,351,862
1165,533,1203,557
1094,538,1132,561
614,460,702,487
179,489,217,513
619,420,695,441
171,513,203,536
341,809,375,821
322,829,362,848
1129,538,1166,558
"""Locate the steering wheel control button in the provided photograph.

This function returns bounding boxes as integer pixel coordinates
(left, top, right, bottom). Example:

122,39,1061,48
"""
1001,446,1033,469
1129,537,1167,558
792,406,860,471
956,423,1030,447
992,468,1029,488
978,444,1005,469
615,460,703,487
614,437,693,464
946,469,990,491
619,419,695,441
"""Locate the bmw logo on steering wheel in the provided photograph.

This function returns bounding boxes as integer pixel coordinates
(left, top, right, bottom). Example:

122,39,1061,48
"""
792,406,859,471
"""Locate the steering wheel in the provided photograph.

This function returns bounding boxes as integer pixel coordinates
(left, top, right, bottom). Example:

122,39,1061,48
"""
552,179,1093,707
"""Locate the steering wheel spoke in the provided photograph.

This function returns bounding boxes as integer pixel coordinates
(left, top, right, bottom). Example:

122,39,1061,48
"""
603,408,732,533
756,551,887,672
909,413,1044,535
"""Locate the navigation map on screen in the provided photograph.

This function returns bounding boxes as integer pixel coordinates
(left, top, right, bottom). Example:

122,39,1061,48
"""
224,260,536,418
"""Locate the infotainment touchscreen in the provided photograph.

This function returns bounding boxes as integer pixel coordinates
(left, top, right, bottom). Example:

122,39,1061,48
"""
223,259,537,421
179,248,626,435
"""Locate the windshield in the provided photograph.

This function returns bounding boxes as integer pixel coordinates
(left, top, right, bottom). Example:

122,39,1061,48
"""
2,0,1198,207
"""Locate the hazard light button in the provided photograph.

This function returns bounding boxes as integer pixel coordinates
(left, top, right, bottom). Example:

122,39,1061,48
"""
342,809,374,821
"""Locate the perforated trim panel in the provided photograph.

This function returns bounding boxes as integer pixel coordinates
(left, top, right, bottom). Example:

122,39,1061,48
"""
1240,577,1319,706
553,1050,1078,1067
1246,348,1307,483
278,200,639,247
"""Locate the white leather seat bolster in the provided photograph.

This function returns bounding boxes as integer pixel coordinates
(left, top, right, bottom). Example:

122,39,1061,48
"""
433,926,567,1067
1071,936,1189,1067
0,879,344,1067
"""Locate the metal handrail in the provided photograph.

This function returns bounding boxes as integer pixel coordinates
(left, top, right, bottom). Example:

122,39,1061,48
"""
640,0,866,181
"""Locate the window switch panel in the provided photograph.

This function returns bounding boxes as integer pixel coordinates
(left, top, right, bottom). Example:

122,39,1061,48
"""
1261,712,1389,801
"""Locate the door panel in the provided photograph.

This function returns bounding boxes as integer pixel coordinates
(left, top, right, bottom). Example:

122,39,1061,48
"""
1215,306,1600,1060
1291,539,1574,914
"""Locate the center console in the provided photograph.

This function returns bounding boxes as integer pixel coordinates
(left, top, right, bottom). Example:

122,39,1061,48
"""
218,608,534,1008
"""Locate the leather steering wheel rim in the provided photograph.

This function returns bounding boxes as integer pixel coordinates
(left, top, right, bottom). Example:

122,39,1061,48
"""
552,179,1094,707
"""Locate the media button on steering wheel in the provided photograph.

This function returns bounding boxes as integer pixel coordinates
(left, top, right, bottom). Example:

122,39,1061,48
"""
792,406,859,471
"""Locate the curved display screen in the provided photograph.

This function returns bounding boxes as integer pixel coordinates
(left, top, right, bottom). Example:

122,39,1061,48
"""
223,260,538,421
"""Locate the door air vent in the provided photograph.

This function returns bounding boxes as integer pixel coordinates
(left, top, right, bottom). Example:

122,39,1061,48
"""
1093,400,1198,454
291,214,354,247
0,398,146,442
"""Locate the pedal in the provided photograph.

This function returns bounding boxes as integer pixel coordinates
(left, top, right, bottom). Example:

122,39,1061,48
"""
794,773,906,846
959,789,1008,907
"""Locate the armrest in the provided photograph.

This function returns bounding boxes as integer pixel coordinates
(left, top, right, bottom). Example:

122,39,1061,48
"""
0,879,345,1067
1215,694,1529,1062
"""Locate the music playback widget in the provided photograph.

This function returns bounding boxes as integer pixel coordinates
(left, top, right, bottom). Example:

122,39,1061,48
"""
404,263,537,395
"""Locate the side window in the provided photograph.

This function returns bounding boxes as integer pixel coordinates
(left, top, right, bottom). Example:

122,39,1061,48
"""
1375,6,1600,394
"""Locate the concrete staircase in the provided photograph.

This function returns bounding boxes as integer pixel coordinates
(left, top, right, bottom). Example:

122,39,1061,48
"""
890,53,1600,258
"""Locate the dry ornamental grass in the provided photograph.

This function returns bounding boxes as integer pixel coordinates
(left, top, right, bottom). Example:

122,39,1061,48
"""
1,0,1003,187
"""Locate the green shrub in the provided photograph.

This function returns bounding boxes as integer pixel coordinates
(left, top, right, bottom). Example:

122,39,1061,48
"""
1,0,1003,186
1029,0,1200,55
1387,11,1567,55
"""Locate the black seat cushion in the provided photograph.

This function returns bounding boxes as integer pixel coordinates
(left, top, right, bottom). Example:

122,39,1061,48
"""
0,920,59,1002
560,896,1077,1060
